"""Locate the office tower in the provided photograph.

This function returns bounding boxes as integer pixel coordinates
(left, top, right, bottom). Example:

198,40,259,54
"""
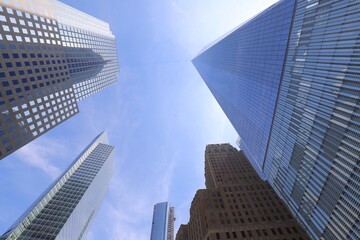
150,202,175,240
193,0,295,177
167,207,175,240
193,0,360,239
0,1,118,159
0,131,114,240
176,144,308,240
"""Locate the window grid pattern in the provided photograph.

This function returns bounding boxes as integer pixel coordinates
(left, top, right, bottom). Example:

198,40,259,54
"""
0,0,118,160
58,23,118,101
0,5,61,46
264,1,360,240
0,5,78,158
0,132,114,240
0,0,56,19
55,1,112,38
192,0,296,176
177,144,308,240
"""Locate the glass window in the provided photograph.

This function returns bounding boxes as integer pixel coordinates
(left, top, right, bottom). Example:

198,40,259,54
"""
3,25,10,31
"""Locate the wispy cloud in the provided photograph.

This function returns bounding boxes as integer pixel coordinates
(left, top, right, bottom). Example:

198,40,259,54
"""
15,137,67,179
101,176,154,240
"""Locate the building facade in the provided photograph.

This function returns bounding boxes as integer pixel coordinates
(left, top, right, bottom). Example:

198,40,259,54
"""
193,1,360,239
264,1,360,239
0,0,118,159
167,206,175,240
176,144,308,240
151,202,169,240
0,131,115,240
175,225,189,240
150,202,175,240
192,0,296,176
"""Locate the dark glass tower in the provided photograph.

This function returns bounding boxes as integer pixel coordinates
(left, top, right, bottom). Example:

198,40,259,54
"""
193,1,360,239
0,1,118,159
0,131,114,240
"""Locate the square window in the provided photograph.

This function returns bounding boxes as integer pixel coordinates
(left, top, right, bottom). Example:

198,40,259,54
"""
6,35,13,41
3,25,10,31
6,8,14,14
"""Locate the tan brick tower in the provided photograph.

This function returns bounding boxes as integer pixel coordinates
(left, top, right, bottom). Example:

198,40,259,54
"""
176,144,308,240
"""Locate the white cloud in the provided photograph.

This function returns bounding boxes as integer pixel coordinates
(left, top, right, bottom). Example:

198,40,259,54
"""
15,137,67,179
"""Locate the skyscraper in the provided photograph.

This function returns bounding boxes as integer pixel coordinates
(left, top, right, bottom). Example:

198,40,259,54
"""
150,202,175,240
193,0,360,239
167,206,175,240
0,131,114,240
193,0,296,177
176,144,308,240
0,0,118,159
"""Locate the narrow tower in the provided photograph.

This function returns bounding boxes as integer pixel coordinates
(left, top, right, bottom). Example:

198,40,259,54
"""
150,202,175,240
0,131,114,240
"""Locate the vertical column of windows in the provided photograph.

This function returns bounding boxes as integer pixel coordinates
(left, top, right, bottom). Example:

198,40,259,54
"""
265,1,360,239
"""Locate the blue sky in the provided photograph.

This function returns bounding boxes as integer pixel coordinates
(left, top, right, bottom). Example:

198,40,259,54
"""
0,1,277,239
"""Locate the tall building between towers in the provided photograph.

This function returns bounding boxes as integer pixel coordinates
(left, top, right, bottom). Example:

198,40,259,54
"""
0,0,119,159
193,0,360,239
0,131,115,240
150,202,175,240
176,144,308,240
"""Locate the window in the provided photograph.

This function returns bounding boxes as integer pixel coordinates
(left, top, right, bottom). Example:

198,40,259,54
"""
6,35,14,41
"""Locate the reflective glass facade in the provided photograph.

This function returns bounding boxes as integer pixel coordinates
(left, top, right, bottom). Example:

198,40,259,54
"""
264,1,360,239
192,0,296,176
151,202,169,240
194,0,360,240
0,131,114,240
0,0,118,159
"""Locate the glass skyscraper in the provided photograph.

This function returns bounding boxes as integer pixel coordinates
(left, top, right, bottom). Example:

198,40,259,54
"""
0,0,118,159
0,131,114,240
150,202,175,240
192,0,296,177
193,0,360,239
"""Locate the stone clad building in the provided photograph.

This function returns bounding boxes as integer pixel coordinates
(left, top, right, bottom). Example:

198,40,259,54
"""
176,144,308,240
